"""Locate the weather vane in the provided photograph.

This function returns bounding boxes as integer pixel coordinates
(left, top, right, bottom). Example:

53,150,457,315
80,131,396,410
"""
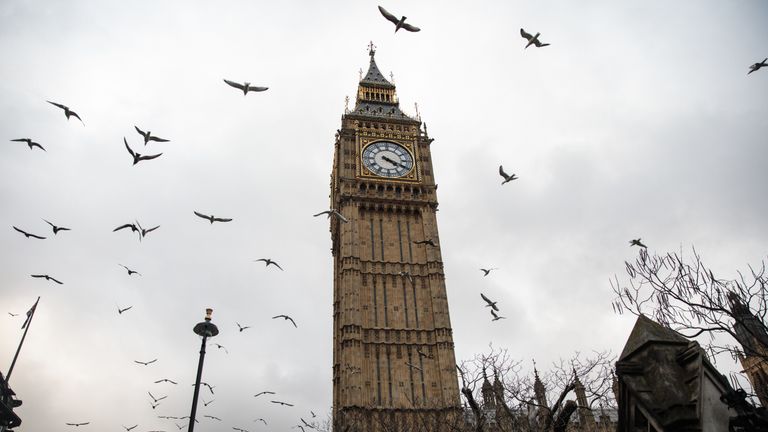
368,41,377,55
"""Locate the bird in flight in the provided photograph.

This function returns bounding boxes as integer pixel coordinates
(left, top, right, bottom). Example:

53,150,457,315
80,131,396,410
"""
134,358,158,366
8,312,18,317
194,211,232,224
398,271,413,283
204,415,222,421
48,101,84,124
113,222,141,239
233,428,251,432
212,343,228,354
413,239,437,247
295,426,306,432
125,138,162,165
748,58,767,74
254,419,268,425
417,348,433,359
119,264,141,276
520,28,550,49
150,401,160,410
480,268,499,277
13,226,46,239
31,274,63,285
271,400,294,407
629,238,647,248
203,398,215,406
42,219,71,235
148,391,167,403
491,309,506,321
378,6,420,32
135,220,160,238
236,322,252,332
201,382,215,394
117,305,133,314
154,378,178,385
272,315,297,328
254,391,276,398
135,126,170,146
499,166,518,185
254,258,284,271
405,362,423,372
66,422,90,427
311,411,316,418
313,209,349,223
175,424,186,430
481,293,499,311
123,425,138,431
223,79,268,95
11,138,45,151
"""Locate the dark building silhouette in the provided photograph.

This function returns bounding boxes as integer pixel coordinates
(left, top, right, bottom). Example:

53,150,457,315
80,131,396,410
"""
729,292,768,407
0,372,21,431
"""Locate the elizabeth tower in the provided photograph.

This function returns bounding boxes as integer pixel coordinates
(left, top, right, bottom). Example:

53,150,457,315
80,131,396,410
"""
329,45,461,432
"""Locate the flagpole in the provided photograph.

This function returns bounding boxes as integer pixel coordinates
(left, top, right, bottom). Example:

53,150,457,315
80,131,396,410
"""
6,296,40,384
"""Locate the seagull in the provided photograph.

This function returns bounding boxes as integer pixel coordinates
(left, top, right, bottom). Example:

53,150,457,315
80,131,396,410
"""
223,79,268,95
201,382,215,394
119,264,141,276
233,428,251,432
254,258,284,271
313,209,349,223
204,415,222,421
175,424,186,430
499,166,518,184
254,419,268,425
237,322,251,332
154,378,178,384
254,391,276,398
405,362,423,372
203,398,215,406
413,239,437,247
417,348,433,359
148,391,167,403
301,419,314,429
8,312,18,317
748,58,768,74
11,138,45,151
194,211,233,224
134,358,158,366
150,401,160,410
520,28,550,49
66,422,90,427
117,305,133,314
629,238,647,248
480,268,499,277
31,274,63,285
113,222,140,237
272,314,297,328
378,6,420,32
13,226,46,239
135,220,160,238
491,309,506,321
212,343,228,354
271,400,294,407
295,426,306,432
125,138,162,165
398,271,413,283
135,126,170,146
48,101,84,124
42,219,70,235
123,425,138,431
480,293,499,311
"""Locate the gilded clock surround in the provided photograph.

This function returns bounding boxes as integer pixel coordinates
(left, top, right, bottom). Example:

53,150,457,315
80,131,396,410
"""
359,138,419,181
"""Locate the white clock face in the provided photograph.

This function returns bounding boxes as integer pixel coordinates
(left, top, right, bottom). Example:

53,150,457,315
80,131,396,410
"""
362,141,414,178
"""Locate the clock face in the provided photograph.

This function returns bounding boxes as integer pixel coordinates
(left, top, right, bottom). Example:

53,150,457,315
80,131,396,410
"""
362,141,415,178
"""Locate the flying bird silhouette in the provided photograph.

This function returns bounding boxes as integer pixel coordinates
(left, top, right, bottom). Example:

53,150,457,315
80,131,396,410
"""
66,422,90,427
13,226,46,239
629,238,647,248
119,264,141,276
417,348,433,359
204,415,222,421
203,398,215,406
135,126,170,145
499,166,518,184
212,343,228,354
397,271,413,283
378,6,420,32
311,411,316,418
413,239,437,247
301,419,314,429
48,101,84,124
113,223,141,240
480,268,498,277
236,322,251,332
134,358,158,366
194,211,232,224
148,391,167,403
520,28,550,49
491,309,506,321
11,138,45,151
123,425,138,431
254,258,284,271
748,58,768,74
42,219,70,235
117,305,133,314
480,293,499,311
254,391,275,398
254,419,268,425
154,378,178,385
135,220,160,238
233,428,251,432
125,138,162,165
223,79,268,95
295,425,306,432
313,209,349,223
8,312,18,317
31,274,63,284
271,400,294,407
272,315,297,328
150,401,160,410
201,382,215,394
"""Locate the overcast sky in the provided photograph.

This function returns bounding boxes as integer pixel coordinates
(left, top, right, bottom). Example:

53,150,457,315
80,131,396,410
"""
1,0,767,430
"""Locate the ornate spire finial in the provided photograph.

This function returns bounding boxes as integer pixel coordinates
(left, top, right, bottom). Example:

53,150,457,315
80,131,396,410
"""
358,68,363,81
368,41,377,56
533,358,539,376
414,102,420,121
390,71,395,84
344,95,350,113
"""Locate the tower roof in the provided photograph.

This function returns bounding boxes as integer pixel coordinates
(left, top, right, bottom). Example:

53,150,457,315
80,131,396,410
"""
361,46,395,89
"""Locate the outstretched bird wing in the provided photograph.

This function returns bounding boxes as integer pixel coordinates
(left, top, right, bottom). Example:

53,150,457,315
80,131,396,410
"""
223,79,246,91
212,217,233,222
138,152,162,162
124,138,137,157
313,211,331,217
480,293,494,305
247,86,269,92
194,211,211,220
47,100,67,110
378,6,400,25
400,23,420,32
149,136,170,142
114,223,135,232
520,28,533,41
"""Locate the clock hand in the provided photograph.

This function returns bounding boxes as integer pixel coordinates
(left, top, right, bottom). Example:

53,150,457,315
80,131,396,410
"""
381,155,399,167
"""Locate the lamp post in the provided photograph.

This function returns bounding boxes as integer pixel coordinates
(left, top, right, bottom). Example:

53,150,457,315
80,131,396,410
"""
188,308,218,432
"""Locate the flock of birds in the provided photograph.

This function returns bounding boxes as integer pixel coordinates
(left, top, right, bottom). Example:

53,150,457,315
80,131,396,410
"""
4,3,766,431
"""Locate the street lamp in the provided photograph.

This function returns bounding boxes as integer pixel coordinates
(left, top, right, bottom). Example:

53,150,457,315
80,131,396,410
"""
188,308,219,432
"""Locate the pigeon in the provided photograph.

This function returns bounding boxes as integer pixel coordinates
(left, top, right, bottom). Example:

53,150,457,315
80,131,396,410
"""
480,268,498,277
271,400,294,407
520,28,550,49
480,293,499,311
125,138,162,165
491,309,506,321
135,126,170,145
254,258,284,271
13,226,46,239
43,219,70,235
413,239,437,247
117,305,133,314
236,322,251,332
748,58,768,75
31,274,63,285
499,166,518,184
154,378,178,384
223,79,268,95
629,238,647,248
378,6,420,32
11,138,45,151
119,264,141,276
66,422,90,427
272,314,297,328
313,209,349,223
48,101,84,124
194,211,232,224
254,391,276,398
134,359,158,366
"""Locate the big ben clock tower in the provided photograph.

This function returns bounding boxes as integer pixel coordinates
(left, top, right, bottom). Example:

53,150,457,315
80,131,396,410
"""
329,44,461,432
